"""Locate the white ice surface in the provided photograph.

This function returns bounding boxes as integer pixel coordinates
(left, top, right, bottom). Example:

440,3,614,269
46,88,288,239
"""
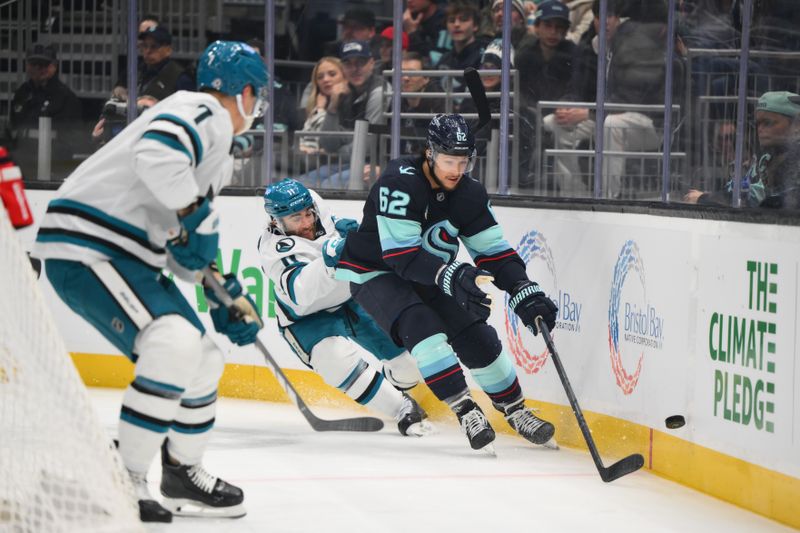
88,388,794,533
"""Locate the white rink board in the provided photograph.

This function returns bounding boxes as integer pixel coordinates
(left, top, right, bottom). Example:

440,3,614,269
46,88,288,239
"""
18,190,800,481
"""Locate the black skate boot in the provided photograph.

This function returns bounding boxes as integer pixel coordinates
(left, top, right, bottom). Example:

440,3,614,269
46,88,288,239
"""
396,393,434,436
160,440,246,518
497,398,556,446
128,470,172,523
451,396,496,452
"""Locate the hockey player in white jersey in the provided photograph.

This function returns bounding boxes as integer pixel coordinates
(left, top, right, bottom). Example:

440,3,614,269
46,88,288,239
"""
32,41,268,522
259,179,432,436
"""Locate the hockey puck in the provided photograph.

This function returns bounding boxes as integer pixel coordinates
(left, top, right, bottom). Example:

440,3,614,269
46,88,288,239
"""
665,415,686,429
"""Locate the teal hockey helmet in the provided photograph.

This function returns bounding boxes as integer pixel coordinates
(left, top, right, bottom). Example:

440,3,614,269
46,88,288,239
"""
197,41,268,120
263,179,314,219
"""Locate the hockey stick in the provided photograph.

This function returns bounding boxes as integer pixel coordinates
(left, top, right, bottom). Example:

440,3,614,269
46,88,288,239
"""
202,267,385,432
464,67,491,131
536,317,644,483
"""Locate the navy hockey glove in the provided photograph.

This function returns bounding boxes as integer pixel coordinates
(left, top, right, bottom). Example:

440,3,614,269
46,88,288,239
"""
205,274,263,346
322,237,345,268
167,198,219,271
334,218,359,238
509,280,558,335
436,261,494,320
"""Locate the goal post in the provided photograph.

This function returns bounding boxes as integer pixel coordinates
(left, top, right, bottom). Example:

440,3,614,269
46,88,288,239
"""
0,207,143,532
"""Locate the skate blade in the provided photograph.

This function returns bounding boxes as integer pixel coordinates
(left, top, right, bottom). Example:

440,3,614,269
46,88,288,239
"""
405,420,437,437
479,443,497,457
162,498,246,519
539,437,559,450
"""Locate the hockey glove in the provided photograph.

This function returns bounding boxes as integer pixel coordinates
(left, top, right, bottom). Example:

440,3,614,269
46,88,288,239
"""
205,273,263,346
436,261,493,320
322,237,345,268
167,198,219,271
509,280,558,336
334,217,359,238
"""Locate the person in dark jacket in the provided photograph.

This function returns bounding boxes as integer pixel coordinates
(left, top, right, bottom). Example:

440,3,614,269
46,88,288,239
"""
515,1,575,108
6,43,82,179
437,1,488,97
137,26,195,97
404,0,449,66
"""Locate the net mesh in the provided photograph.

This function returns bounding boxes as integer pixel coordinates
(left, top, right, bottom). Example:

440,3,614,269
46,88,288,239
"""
0,207,142,532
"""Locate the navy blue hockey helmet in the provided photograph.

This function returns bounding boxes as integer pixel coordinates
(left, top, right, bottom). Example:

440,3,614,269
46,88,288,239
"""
263,179,314,219
427,113,476,172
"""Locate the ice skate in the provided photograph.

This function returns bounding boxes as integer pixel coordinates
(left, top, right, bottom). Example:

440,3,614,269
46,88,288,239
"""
128,469,172,523
451,396,496,454
396,393,435,436
160,441,246,518
498,398,555,446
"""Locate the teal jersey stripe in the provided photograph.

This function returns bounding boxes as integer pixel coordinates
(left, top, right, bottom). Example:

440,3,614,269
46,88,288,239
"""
470,351,517,394
411,333,459,379
142,131,194,163
334,268,388,285
338,359,369,390
49,198,149,241
152,113,204,164
461,225,511,259
377,215,422,251
37,232,126,259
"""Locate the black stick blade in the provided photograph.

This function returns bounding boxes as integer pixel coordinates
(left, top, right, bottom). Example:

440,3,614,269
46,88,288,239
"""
311,416,385,432
464,67,491,130
600,454,645,483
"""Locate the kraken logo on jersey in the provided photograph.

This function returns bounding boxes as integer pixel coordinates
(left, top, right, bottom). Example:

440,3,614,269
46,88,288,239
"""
276,237,295,253
422,220,459,263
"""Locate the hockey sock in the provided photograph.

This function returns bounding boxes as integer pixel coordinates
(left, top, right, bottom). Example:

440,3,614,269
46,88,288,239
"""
468,350,522,406
337,359,405,418
411,333,469,401
118,375,184,473
165,389,218,465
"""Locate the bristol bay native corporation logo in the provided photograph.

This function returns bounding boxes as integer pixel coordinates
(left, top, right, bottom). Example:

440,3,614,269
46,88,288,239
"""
505,230,583,374
608,240,665,395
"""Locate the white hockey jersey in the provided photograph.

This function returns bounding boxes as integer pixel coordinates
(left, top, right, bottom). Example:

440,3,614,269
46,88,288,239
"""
32,91,235,270
258,191,352,327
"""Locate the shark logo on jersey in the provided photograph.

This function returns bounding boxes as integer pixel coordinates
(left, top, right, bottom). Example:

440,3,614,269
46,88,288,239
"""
399,166,415,175
276,237,295,253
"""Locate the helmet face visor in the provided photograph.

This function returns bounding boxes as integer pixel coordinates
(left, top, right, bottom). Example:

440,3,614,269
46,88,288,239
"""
252,85,269,118
430,144,476,174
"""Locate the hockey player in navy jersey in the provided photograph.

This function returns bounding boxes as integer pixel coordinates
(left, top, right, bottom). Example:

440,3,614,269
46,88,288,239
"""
258,179,432,436
337,113,559,452
32,41,268,521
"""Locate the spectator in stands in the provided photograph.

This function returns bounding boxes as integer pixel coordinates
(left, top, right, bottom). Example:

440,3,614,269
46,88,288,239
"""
323,8,380,60
565,0,594,43
137,26,194,97
404,0,448,66
437,1,487,96
396,52,443,155
6,43,82,179
602,1,673,198
298,40,386,188
684,91,800,209
542,0,618,195
297,57,346,153
378,27,410,72
516,1,575,108
111,14,161,101
489,0,529,47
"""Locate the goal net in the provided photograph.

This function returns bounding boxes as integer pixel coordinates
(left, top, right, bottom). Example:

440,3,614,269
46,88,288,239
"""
0,207,142,532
